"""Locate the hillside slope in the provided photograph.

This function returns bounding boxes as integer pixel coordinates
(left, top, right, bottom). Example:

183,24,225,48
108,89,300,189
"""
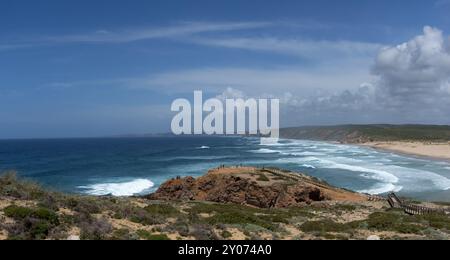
280,125,450,143
1,169,450,240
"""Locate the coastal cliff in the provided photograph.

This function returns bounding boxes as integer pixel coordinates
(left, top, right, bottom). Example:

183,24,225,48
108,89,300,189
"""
280,125,450,143
1,168,450,240
148,167,366,207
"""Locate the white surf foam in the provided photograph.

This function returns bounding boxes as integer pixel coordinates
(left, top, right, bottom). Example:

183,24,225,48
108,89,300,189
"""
385,166,450,191
301,164,316,169
282,151,325,156
271,139,450,195
324,162,400,184
358,183,403,195
251,148,280,154
79,179,154,196
198,146,210,149
286,156,400,184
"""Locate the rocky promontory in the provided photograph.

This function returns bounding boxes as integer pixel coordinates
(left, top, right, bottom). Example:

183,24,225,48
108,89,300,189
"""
148,166,367,208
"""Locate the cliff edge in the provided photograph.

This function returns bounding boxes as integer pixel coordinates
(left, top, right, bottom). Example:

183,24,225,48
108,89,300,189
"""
148,166,367,208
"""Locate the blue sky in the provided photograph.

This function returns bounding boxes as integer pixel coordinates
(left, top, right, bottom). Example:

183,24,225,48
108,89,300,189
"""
1,0,450,138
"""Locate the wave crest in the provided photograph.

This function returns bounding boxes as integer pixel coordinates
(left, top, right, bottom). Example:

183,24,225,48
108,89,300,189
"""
79,179,154,196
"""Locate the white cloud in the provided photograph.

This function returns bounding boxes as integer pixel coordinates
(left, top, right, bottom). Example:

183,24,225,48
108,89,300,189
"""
136,65,374,96
216,87,246,100
0,44,34,51
2,21,271,48
189,37,383,59
373,26,450,105
275,26,450,125
203,26,450,126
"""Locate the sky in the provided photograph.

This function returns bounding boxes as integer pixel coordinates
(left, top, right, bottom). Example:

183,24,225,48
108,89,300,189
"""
1,0,450,139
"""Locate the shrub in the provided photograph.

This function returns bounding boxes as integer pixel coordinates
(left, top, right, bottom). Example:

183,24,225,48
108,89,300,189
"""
188,202,292,231
111,229,138,240
79,218,112,240
256,174,270,182
420,214,450,230
3,205,59,225
0,172,47,200
300,220,350,233
366,211,425,234
136,230,170,240
221,230,232,239
66,197,102,215
33,208,59,225
2,205,61,240
3,205,34,219
129,208,164,225
165,220,190,237
28,219,51,240
188,224,217,240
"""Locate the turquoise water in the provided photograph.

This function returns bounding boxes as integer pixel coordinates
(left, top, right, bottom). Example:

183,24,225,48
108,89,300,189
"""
1,136,450,201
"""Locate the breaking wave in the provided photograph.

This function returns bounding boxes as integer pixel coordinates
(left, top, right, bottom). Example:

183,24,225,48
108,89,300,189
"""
79,179,154,196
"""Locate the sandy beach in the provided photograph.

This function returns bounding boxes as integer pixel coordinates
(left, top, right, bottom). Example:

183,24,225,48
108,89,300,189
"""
361,141,450,161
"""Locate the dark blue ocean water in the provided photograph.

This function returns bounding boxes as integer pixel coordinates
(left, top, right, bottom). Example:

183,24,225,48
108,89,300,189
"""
1,136,450,201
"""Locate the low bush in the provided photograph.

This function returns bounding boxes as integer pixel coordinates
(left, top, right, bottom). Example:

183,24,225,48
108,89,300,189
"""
3,205,59,225
79,218,112,240
144,204,179,216
256,174,270,182
136,230,170,240
221,230,232,239
366,211,425,234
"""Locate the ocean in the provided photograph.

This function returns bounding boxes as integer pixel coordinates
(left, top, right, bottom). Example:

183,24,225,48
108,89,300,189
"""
1,136,450,201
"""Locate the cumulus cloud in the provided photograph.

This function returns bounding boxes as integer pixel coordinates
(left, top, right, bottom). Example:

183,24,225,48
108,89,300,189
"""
373,26,450,106
230,26,450,126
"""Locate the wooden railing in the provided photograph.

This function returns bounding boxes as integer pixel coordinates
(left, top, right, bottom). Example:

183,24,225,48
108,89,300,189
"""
386,192,449,216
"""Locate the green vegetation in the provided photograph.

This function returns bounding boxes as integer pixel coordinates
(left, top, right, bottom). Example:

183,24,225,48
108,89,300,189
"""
3,205,59,225
2,205,60,239
298,209,449,237
3,205,35,219
221,230,232,239
366,211,424,234
280,124,450,142
136,230,170,240
144,204,179,216
1,171,450,240
256,173,270,182
300,220,354,233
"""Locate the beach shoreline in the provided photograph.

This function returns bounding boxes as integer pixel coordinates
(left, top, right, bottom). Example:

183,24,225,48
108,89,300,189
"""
359,141,450,161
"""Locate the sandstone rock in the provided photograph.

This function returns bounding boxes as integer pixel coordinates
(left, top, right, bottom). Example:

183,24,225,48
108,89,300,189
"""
145,167,361,208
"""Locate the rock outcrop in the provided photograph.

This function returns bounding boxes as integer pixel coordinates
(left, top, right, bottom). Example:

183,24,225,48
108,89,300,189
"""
148,167,366,208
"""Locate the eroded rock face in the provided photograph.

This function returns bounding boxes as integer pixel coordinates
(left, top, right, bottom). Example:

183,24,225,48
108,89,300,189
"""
148,171,329,208
149,176,196,201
